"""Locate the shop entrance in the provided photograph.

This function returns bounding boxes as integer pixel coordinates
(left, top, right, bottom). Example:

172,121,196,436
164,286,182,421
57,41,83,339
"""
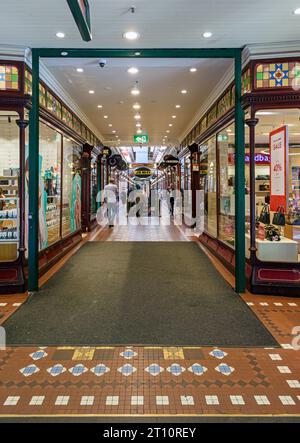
27,48,245,293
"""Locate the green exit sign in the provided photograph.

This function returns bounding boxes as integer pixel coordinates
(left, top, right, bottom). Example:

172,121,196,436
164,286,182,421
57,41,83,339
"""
134,134,149,144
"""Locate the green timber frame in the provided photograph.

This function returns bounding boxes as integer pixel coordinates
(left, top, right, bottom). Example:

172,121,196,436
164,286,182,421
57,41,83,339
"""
28,48,245,293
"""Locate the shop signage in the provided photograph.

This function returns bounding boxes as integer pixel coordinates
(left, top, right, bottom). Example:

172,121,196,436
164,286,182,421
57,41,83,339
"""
163,155,180,165
67,0,92,42
270,126,288,211
100,146,112,158
133,166,153,179
134,134,149,144
228,153,270,165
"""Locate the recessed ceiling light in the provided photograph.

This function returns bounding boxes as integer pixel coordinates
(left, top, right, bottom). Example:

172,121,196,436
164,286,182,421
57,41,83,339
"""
131,87,140,96
175,105,181,108
294,8,300,14
123,31,140,41
136,129,142,134
89,90,95,94
136,123,142,127
203,32,213,38
181,89,187,94
108,124,112,127
172,115,176,119
127,67,139,74
56,32,65,38
166,130,170,133
104,115,108,119
134,114,141,120
190,67,197,72
97,105,103,108
112,130,116,133
133,103,141,110
169,124,173,127
76,68,84,73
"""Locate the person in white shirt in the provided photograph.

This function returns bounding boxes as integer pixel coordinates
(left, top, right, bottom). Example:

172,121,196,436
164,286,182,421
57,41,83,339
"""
103,178,118,227
167,184,175,216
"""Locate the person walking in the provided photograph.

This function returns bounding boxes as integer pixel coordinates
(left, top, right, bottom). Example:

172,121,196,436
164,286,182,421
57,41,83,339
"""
104,178,118,228
167,184,175,216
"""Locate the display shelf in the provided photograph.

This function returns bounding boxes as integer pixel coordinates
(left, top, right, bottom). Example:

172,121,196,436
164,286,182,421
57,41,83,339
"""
245,233,298,263
0,197,19,244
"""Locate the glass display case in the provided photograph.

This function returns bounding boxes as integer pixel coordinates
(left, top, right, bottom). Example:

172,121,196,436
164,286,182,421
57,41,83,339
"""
0,197,19,261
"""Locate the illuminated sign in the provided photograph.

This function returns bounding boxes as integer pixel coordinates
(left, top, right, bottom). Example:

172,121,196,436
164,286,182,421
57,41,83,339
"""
134,134,149,144
133,167,153,179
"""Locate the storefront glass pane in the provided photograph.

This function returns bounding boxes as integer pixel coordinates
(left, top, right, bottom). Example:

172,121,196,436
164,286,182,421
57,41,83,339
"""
252,108,300,263
90,156,97,219
62,137,82,236
218,124,236,248
0,111,19,262
199,136,217,237
39,122,61,248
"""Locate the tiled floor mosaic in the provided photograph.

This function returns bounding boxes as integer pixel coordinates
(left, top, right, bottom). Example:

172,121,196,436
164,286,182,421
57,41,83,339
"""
0,226,299,417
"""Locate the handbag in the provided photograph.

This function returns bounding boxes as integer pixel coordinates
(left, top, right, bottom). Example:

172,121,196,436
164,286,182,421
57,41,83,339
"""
259,204,270,225
272,206,286,226
264,224,281,242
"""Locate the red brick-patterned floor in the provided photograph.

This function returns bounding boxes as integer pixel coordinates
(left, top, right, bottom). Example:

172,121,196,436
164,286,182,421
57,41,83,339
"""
0,226,299,418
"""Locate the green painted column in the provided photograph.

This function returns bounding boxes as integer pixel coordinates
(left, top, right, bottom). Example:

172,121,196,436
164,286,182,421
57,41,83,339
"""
234,49,246,293
28,49,40,292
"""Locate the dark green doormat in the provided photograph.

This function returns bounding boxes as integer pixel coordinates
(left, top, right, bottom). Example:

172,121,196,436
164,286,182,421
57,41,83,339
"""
4,242,278,347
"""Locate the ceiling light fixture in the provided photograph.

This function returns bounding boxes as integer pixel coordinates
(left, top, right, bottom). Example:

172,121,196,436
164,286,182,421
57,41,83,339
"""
136,129,142,134
135,52,141,56
294,8,300,14
123,31,140,41
134,114,141,120
108,124,112,127
131,86,140,96
76,68,84,73
97,105,103,108
181,89,187,94
89,90,95,94
166,130,170,133
175,105,181,108
190,67,197,72
104,115,108,119
56,32,65,38
61,51,68,56
127,67,139,74
133,103,141,110
136,123,142,127
172,115,176,119
203,31,213,38
169,124,173,127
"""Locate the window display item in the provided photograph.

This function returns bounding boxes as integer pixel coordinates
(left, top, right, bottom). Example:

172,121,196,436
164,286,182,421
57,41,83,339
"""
259,203,270,224
272,206,286,226
264,224,281,242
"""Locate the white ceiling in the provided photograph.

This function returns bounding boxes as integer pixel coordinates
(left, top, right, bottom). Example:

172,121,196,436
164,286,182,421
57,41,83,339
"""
0,0,300,48
44,57,232,146
1,1,300,148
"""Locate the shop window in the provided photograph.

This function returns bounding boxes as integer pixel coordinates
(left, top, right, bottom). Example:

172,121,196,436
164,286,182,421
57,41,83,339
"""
0,112,19,262
62,137,82,236
199,136,217,237
39,122,62,248
0,65,19,91
218,124,235,248
90,156,98,219
251,108,300,263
